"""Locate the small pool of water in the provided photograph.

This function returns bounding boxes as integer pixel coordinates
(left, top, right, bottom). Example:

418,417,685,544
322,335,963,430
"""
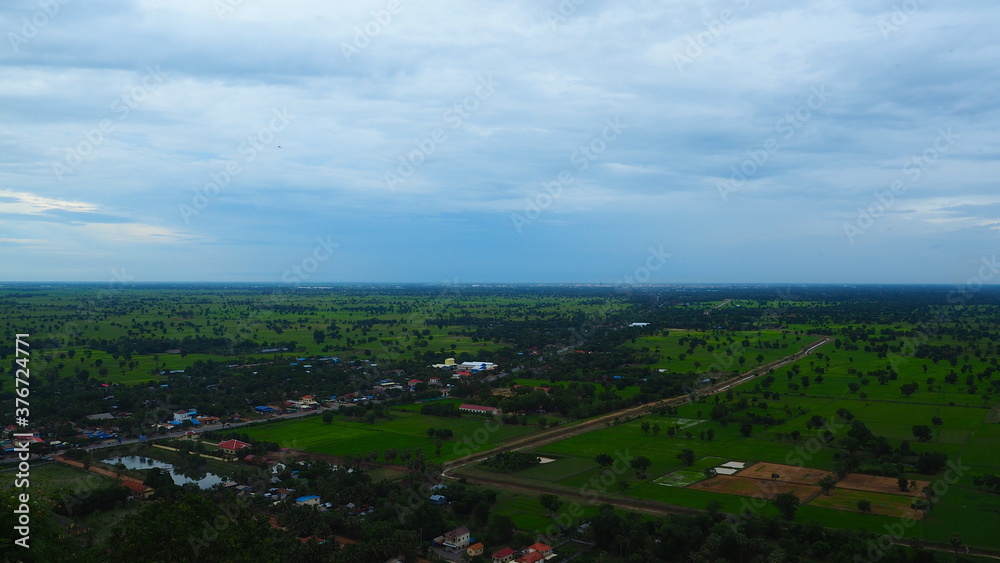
102,455,225,489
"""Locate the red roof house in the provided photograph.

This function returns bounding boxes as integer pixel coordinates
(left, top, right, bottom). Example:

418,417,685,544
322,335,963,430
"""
492,547,518,563
217,439,252,455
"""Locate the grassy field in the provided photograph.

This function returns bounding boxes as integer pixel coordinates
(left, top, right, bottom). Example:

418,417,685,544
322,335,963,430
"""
236,410,539,463
0,461,112,493
627,330,807,375
491,489,601,533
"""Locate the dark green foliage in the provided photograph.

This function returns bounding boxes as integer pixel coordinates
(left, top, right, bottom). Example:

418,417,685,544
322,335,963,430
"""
772,492,800,520
55,484,130,517
972,474,1000,493
479,451,540,473
420,402,461,417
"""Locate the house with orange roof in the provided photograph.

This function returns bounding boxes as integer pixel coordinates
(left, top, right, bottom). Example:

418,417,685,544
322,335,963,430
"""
467,542,485,557
120,481,153,499
527,542,553,558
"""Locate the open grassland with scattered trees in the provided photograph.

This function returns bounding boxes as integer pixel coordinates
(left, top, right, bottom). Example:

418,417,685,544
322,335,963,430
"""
2,283,1000,561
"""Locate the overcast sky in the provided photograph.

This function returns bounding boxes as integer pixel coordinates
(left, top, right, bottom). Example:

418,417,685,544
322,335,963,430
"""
1,0,998,284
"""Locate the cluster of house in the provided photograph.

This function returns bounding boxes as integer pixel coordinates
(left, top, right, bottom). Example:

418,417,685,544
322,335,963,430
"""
3,419,119,453
215,456,375,520
146,357,501,425
373,377,444,393
490,543,556,563
1,427,46,455
433,526,555,563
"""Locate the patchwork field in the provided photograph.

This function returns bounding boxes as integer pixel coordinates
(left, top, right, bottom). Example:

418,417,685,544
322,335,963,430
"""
689,475,822,501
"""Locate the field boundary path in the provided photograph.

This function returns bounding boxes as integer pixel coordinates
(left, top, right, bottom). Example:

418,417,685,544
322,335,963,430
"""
51,455,147,486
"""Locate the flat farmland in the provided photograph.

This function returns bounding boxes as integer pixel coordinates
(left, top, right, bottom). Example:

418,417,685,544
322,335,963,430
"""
628,330,808,375
237,411,538,463
739,462,834,485
762,336,992,408
808,488,923,518
689,475,822,500
835,473,930,497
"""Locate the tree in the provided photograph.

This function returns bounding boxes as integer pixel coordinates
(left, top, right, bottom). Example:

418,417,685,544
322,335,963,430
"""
487,514,515,544
322,412,333,424
739,422,753,437
900,383,919,397
706,428,715,441
818,475,836,495
950,533,962,554
912,425,933,442
773,492,800,520
434,438,443,457
916,451,948,474
539,494,561,516
629,456,652,478
640,421,651,435
857,499,872,513
897,475,909,492
931,416,943,427
676,448,695,466
652,423,661,436
595,453,614,469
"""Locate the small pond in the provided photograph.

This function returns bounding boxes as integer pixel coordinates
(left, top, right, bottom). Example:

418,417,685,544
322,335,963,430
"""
102,455,225,489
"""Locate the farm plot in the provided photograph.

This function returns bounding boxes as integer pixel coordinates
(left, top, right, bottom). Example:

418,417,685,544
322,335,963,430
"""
808,488,924,518
739,462,834,485
835,473,929,497
689,475,822,500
